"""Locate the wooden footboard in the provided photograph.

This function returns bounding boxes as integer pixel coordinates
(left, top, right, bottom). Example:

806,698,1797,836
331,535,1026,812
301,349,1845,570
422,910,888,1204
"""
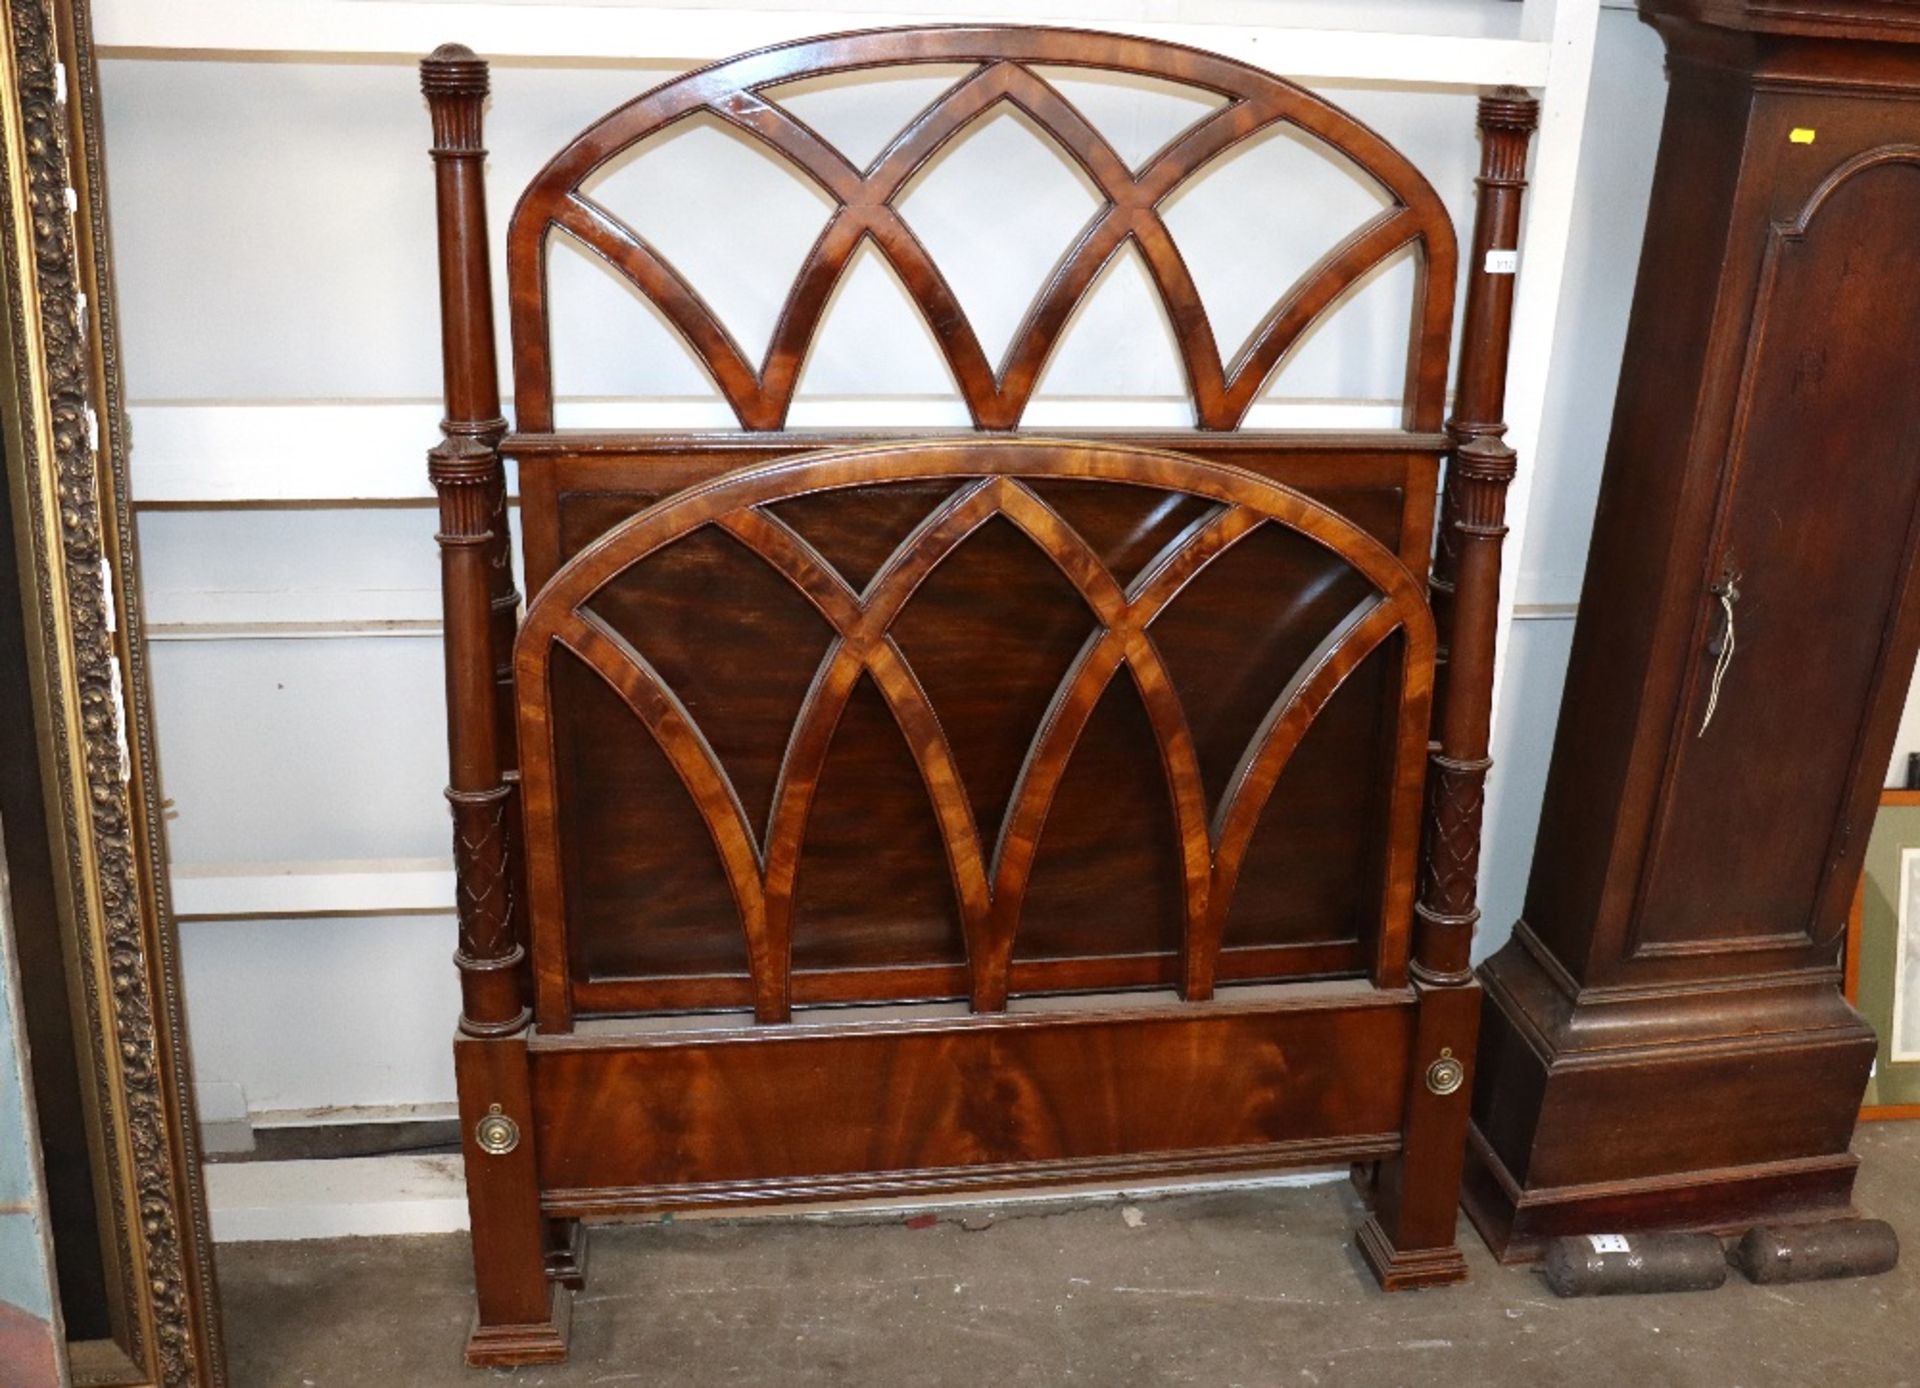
419,26,1538,1367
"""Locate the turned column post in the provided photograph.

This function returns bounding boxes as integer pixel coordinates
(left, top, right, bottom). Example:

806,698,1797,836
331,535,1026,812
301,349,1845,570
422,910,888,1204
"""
1359,88,1537,1290
423,44,527,1038
424,47,570,1362
1417,88,1539,986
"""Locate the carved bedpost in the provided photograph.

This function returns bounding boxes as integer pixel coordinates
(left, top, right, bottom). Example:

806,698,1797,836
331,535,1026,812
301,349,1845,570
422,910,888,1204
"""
1359,87,1538,1291
1420,87,1538,985
425,45,572,1366
423,45,526,1038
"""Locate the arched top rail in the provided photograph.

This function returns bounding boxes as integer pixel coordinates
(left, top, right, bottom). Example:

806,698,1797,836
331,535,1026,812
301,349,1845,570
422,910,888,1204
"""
506,24,1459,434
522,437,1432,621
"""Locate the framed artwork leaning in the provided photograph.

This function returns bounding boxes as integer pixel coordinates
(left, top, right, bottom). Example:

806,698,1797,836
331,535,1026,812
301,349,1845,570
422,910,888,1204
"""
0,0,226,1379
1847,789,1920,1121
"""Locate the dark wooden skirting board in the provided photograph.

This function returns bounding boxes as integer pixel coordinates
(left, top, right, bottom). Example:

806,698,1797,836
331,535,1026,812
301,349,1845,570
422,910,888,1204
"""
421,27,1540,1365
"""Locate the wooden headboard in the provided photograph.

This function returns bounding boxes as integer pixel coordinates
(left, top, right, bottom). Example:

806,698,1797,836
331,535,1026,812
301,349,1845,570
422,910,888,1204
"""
421,30,1540,1359
423,27,1509,1034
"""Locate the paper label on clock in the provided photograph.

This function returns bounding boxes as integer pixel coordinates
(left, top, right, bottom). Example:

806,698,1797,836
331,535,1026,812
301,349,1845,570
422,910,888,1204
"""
1484,249,1519,275
1588,1234,1631,1254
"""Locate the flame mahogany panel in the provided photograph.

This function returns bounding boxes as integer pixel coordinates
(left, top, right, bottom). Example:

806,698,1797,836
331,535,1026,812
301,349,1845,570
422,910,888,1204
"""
528,989,1415,1207
514,439,1438,1025
508,433,1438,1017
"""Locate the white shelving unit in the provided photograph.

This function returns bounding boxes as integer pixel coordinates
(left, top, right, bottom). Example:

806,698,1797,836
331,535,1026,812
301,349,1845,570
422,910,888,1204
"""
111,0,1602,908
101,4,1614,1216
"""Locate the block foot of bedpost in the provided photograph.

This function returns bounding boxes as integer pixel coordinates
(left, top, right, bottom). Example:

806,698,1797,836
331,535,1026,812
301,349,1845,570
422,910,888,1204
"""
457,1032,567,1365
465,1284,573,1368
1356,1217,1470,1290
1353,978,1478,1290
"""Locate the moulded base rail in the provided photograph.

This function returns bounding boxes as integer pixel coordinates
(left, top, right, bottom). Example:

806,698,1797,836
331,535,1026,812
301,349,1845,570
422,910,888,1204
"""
523,981,1416,1212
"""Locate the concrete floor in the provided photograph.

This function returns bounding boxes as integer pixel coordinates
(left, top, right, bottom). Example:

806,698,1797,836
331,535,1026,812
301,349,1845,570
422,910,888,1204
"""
217,1123,1920,1387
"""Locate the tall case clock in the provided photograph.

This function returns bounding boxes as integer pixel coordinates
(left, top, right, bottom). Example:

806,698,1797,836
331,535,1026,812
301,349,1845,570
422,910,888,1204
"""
1469,0,1920,1257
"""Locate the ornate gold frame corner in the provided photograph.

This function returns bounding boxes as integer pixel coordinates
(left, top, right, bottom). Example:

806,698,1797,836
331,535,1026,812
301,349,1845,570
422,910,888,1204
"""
0,0,225,1382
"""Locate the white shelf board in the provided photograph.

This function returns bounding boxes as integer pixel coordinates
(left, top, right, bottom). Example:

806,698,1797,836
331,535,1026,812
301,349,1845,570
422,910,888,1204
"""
170,858,455,918
125,398,1408,505
206,1155,469,1242
145,584,446,634
94,0,1553,85
128,400,448,505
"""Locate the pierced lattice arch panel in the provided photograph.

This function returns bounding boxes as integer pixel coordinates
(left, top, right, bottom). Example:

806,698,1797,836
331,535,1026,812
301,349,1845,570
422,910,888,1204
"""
506,26,1459,433
514,438,1436,1026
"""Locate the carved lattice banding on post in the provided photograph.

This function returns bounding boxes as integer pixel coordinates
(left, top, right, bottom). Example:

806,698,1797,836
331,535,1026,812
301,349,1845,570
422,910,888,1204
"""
505,28,1458,433
431,433,528,1034
514,439,1435,1023
451,785,516,954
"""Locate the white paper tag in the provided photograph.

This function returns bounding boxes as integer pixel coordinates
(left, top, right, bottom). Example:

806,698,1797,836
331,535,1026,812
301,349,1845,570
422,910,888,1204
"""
1588,1234,1631,1254
1484,248,1519,275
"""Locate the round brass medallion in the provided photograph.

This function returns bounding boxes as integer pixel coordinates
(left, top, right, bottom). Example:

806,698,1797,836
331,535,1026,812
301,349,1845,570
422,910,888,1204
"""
1425,1048,1465,1097
475,1103,520,1156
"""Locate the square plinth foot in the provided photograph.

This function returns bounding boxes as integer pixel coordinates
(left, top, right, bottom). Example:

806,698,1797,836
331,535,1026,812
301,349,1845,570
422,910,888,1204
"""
465,1286,573,1368
1356,1216,1470,1291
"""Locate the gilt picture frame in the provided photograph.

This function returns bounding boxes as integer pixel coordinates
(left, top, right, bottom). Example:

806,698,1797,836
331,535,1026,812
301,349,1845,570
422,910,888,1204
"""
0,0,226,1380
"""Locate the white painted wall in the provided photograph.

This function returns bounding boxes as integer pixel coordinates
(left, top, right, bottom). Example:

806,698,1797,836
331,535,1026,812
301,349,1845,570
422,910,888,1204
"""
1888,667,1920,787
94,1,1699,1122
1476,8,1668,953
178,916,462,1115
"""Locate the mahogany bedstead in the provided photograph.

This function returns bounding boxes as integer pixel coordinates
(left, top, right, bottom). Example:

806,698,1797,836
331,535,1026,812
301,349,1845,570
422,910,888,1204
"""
419,27,1537,1366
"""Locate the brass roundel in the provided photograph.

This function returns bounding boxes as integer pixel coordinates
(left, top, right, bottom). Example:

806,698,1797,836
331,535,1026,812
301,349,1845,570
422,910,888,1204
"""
475,1103,520,1157
1425,1048,1465,1098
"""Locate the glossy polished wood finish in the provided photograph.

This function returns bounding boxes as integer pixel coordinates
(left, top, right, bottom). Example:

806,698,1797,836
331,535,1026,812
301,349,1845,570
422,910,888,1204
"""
515,439,1437,1028
529,987,1413,1208
506,27,1457,435
427,28,1533,1363
424,45,526,1042
424,48,567,1362
1466,0,1920,1262
1360,90,1538,1290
